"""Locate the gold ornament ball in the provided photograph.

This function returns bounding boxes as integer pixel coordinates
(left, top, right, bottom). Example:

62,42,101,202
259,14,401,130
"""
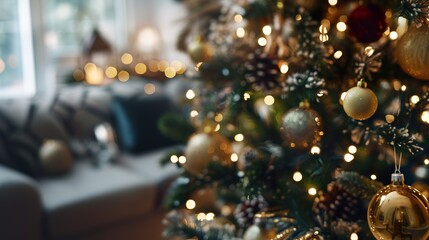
343,86,378,120
187,40,213,63
368,174,429,240
39,140,73,175
280,106,323,149
396,26,429,80
183,132,232,175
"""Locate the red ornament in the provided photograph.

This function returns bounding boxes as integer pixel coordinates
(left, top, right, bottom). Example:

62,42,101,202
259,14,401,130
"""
346,4,387,43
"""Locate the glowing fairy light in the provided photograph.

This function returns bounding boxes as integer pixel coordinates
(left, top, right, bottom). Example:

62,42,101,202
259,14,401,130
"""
336,22,347,32
344,153,354,162
234,134,244,142
308,188,317,196
231,153,238,162
190,110,199,118
258,37,267,46
311,146,321,155
186,199,196,210
371,175,377,180
236,27,245,38
262,25,272,35
264,95,275,105
170,155,178,163
333,50,343,59
328,0,338,6
186,89,196,99
178,156,187,164
280,64,289,74
293,172,303,182
389,31,398,40
348,145,357,154
410,95,420,104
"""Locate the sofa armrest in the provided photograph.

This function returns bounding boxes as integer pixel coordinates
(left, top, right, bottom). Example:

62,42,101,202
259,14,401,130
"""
0,165,42,240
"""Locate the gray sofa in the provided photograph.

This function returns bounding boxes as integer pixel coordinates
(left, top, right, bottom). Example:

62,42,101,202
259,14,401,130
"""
0,79,183,240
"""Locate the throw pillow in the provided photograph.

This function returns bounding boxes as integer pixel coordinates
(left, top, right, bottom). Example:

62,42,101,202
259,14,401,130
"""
111,93,178,153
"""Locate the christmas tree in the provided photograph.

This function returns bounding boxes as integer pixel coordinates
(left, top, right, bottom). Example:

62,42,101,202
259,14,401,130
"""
159,0,429,239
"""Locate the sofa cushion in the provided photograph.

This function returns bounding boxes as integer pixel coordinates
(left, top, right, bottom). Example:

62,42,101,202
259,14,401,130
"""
0,99,72,178
119,145,183,195
111,94,178,154
39,160,158,238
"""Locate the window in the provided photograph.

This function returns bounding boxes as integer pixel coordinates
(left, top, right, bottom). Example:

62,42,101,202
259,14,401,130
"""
0,0,36,98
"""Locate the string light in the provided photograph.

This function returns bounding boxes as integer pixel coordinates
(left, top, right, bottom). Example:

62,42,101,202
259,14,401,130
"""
121,53,133,65
135,63,147,74
348,145,357,154
308,188,317,196
158,60,169,72
197,213,206,221
170,155,179,163
104,66,118,78
214,113,223,122
234,133,244,142
186,89,196,99
118,70,130,82
230,153,238,162
280,63,289,74
236,27,245,38
243,92,251,100
264,95,275,105
424,159,429,165
234,14,243,23
410,95,420,104
178,156,187,164
206,212,215,221
144,83,156,95
421,111,429,123
336,22,347,32
165,67,177,78
311,146,321,155
328,0,338,6
401,85,407,91
262,25,272,35
389,31,398,40
371,174,377,180
344,153,354,162
190,110,199,117
350,233,359,240
333,50,343,59
186,199,196,210
293,171,303,182
257,37,267,46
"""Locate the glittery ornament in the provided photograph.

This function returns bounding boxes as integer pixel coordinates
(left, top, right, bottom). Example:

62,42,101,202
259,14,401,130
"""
347,4,387,43
294,230,324,240
368,173,429,240
343,81,378,120
183,132,232,175
280,101,323,149
396,25,429,80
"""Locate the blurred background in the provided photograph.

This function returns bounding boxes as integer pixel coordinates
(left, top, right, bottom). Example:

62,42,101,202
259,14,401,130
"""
0,0,188,98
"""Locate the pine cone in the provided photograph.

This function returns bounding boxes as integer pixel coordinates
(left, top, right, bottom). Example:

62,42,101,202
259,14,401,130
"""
244,51,281,91
234,195,268,228
313,182,363,222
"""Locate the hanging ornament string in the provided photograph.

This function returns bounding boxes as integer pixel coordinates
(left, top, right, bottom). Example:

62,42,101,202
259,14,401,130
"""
393,145,403,174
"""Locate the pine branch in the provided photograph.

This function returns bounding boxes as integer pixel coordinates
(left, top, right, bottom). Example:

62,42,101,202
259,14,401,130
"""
335,171,384,201
397,0,429,25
